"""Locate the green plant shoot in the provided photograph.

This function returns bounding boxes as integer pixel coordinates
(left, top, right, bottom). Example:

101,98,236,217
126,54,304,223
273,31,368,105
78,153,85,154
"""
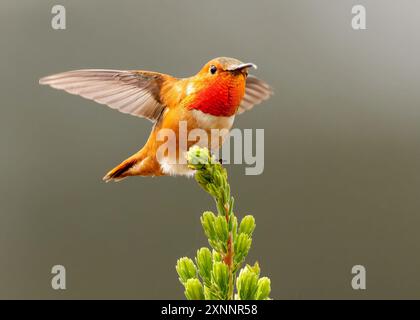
176,146,271,300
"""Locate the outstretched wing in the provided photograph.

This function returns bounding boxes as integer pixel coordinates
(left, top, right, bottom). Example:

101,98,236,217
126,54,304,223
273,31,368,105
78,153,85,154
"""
39,69,174,122
237,75,273,114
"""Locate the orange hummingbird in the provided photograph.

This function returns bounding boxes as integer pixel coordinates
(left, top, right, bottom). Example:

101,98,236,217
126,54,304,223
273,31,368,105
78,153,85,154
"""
39,57,272,181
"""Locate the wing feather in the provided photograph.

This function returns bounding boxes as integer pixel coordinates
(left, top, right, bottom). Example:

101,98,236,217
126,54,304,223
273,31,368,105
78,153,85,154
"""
237,75,273,114
39,69,172,122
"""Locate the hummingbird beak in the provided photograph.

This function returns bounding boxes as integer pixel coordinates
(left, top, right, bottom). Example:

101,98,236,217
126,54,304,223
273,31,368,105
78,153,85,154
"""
227,63,258,72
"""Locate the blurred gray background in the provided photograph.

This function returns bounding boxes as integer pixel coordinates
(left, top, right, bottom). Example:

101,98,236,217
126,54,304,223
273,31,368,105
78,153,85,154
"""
1,0,419,299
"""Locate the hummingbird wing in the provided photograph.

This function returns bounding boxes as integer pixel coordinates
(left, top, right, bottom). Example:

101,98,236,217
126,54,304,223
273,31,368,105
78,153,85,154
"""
237,75,273,114
39,69,174,122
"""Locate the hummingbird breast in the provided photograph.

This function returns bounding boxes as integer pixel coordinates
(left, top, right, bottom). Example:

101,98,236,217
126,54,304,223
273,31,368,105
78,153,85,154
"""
190,109,235,132
188,108,234,161
187,74,246,117
151,106,235,177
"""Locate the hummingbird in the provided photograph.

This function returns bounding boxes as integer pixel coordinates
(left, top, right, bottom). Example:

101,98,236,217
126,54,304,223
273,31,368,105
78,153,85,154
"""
39,57,273,181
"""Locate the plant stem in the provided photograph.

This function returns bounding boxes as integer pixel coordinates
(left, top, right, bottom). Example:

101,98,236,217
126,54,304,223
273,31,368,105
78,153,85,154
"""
222,202,235,300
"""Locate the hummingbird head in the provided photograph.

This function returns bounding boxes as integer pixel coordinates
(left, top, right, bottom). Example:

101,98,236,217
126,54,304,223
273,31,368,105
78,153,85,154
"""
198,57,257,78
189,57,257,117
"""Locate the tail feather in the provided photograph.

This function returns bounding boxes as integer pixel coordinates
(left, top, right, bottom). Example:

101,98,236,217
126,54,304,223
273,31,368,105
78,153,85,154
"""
103,156,139,182
102,149,163,182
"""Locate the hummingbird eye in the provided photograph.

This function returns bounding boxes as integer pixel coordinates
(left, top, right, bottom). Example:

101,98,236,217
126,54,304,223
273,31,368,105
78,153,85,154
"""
209,65,217,75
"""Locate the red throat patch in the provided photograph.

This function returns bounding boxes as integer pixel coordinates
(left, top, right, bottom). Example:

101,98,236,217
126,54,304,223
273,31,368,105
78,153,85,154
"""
189,76,246,117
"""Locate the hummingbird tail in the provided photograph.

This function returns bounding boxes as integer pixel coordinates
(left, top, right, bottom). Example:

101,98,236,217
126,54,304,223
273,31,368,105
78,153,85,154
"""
102,149,162,182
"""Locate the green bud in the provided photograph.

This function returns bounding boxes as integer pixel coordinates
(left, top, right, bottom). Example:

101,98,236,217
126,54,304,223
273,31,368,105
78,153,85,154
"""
184,278,205,300
236,265,259,300
187,146,211,167
249,262,260,277
176,257,197,285
214,171,225,190
228,197,235,217
212,262,229,299
196,248,212,285
201,211,217,241
214,216,229,244
239,215,256,237
255,277,271,300
186,146,232,204
234,233,252,265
